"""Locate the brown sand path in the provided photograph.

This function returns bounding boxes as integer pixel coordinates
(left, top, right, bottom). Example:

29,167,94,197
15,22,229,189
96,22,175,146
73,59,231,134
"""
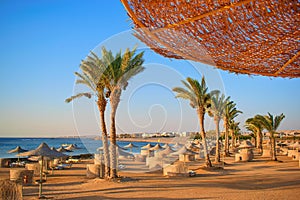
1,155,300,199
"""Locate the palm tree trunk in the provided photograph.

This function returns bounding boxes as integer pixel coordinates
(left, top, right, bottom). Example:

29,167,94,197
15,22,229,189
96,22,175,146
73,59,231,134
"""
230,129,234,149
271,136,277,161
257,131,263,154
97,100,110,179
224,119,230,156
214,118,221,163
109,89,121,179
109,105,117,178
233,134,236,148
198,109,212,167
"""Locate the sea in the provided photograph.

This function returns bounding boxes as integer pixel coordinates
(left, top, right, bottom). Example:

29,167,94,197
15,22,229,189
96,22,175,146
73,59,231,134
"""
0,137,159,159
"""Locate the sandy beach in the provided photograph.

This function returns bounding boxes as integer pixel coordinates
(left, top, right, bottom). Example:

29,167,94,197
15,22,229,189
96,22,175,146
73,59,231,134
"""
1,152,300,200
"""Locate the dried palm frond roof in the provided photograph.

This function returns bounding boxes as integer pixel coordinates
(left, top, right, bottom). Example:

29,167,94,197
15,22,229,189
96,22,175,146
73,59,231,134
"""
120,0,300,78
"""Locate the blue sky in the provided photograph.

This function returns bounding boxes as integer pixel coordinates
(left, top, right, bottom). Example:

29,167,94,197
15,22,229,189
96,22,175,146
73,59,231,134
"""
0,0,299,137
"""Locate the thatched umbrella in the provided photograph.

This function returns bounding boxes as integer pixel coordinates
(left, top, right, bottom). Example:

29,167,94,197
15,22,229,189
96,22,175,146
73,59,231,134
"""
7,146,28,162
155,146,175,157
65,144,79,151
149,143,164,151
141,143,154,149
123,143,138,152
56,147,73,153
18,142,66,198
172,143,183,150
171,146,197,156
117,147,134,159
97,144,128,152
124,142,138,148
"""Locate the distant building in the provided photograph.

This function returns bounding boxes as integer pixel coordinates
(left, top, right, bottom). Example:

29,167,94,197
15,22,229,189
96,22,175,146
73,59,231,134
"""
161,132,175,137
142,133,152,138
131,133,143,138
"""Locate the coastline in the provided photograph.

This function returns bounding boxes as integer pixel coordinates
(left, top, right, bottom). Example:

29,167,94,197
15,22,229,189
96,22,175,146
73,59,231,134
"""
117,137,178,144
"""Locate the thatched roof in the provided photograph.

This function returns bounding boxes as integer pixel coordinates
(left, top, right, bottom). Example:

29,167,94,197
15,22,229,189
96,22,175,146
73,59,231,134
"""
156,146,175,157
117,147,134,158
141,143,154,149
18,142,67,158
56,147,73,153
121,0,299,78
124,142,138,148
149,143,164,151
65,144,79,151
7,146,28,154
171,146,197,155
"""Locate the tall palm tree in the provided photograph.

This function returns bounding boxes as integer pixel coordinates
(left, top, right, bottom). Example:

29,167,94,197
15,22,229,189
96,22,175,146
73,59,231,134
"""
229,120,240,148
101,47,145,178
223,100,242,156
173,76,218,167
65,52,110,178
245,116,263,153
256,113,285,161
208,92,229,163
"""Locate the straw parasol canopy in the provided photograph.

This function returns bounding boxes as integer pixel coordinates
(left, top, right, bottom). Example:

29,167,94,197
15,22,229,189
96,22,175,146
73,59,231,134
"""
141,143,154,149
56,147,73,153
18,142,67,159
117,147,134,158
97,144,128,152
8,146,28,162
172,143,183,150
65,144,79,151
124,143,138,148
156,146,175,157
17,142,66,198
149,143,164,151
121,0,300,78
7,146,28,154
171,146,197,156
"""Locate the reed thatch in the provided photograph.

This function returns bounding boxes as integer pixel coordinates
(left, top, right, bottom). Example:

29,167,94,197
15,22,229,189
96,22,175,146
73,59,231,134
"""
121,0,299,78
0,180,22,200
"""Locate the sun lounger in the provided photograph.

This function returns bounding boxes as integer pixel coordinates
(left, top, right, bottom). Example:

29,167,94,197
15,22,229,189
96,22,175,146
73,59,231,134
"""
51,163,72,170
66,158,80,163
10,161,26,168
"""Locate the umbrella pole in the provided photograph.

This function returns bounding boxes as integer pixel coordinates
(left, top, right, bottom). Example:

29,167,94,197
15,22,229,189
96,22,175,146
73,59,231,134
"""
39,156,44,198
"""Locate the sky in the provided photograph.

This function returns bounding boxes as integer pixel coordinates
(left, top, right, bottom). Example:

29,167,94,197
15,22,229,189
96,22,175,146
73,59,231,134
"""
0,0,299,137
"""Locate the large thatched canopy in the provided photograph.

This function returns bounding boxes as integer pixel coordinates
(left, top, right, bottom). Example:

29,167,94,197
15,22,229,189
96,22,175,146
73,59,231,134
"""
121,0,299,78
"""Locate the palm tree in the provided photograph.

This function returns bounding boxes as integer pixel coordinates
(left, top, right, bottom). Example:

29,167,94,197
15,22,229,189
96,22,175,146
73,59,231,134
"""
173,76,218,167
65,52,110,178
223,100,242,156
101,47,145,178
245,116,263,153
208,92,229,163
229,120,240,148
256,113,285,161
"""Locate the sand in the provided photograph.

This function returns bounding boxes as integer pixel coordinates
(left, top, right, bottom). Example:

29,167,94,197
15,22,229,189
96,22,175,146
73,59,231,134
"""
1,154,300,200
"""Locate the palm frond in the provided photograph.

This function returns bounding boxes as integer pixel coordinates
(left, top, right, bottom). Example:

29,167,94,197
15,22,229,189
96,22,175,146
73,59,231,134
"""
65,93,92,103
274,113,285,130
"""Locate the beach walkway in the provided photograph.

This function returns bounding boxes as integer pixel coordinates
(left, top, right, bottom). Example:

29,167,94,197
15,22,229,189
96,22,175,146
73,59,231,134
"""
1,155,296,199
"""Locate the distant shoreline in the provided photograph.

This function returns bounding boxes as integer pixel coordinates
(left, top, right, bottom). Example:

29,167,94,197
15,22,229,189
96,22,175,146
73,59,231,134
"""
117,137,179,144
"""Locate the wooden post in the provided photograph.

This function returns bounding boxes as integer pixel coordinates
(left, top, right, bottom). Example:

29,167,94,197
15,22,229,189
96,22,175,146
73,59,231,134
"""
39,156,44,198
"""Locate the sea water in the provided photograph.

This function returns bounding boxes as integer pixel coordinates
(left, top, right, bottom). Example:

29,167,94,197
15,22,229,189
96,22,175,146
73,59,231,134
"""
0,137,159,158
